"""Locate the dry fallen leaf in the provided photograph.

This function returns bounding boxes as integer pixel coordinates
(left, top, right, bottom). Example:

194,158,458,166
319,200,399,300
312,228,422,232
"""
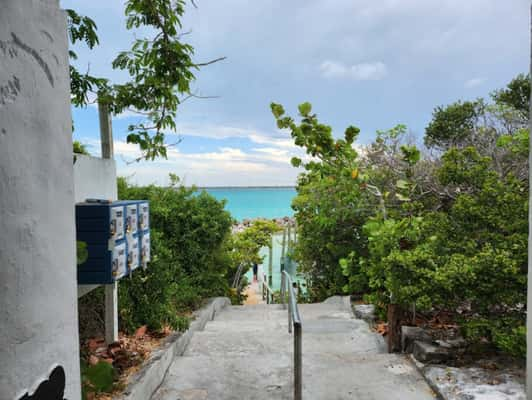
135,325,147,339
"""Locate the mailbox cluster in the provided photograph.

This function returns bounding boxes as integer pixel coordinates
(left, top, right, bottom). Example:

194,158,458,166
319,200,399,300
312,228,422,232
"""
76,200,150,284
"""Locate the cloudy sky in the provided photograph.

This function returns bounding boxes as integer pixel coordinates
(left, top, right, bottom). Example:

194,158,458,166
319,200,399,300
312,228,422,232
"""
62,0,529,186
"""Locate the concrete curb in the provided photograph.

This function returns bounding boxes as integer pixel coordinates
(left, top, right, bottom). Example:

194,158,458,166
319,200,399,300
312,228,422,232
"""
408,354,445,400
322,295,352,312
117,297,231,400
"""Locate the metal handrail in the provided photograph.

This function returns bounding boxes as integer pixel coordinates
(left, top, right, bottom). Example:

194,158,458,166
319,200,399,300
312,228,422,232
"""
231,263,244,288
281,270,302,400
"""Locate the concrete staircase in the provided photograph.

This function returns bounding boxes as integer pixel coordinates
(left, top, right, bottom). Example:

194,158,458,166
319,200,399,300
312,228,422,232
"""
151,297,436,400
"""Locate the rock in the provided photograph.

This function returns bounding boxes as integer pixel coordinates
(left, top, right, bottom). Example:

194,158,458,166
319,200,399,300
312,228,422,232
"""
95,346,108,356
435,337,467,350
412,340,451,363
353,304,376,323
401,326,432,353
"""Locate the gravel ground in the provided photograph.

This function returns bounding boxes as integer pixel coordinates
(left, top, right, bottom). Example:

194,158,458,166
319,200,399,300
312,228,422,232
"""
421,362,525,400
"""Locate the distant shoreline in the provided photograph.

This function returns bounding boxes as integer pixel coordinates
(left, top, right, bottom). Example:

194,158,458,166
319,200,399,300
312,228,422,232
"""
197,186,296,189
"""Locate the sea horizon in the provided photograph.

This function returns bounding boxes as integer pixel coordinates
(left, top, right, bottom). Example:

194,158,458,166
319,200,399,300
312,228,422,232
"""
196,185,296,189
202,186,296,221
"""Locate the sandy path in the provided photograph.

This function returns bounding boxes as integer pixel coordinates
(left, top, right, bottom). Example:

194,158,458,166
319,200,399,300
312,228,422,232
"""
243,280,264,305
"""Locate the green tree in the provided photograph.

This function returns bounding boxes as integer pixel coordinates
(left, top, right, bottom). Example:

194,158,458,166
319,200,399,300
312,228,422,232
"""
73,140,90,155
492,73,530,119
271,73,529,357
271,102,374,300
424,100,484,150
67,1,224,160
230,220,280,269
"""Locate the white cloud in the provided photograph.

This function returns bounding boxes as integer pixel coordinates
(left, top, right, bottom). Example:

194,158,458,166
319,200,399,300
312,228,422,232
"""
319,60,388,81
464,77,486,88
248,133,295,149
114,140,141,157
252,147,288,156
110,139,305,186
169,123,298,150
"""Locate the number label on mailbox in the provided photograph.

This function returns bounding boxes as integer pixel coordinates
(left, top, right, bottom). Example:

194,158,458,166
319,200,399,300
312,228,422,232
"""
110,207,124,240
112,243,127,279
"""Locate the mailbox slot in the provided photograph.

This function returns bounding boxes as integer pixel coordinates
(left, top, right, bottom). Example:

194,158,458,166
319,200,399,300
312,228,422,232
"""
110,206,125,240
126,204,138,235
141,232,151,266
138,202,150,231
112,242,127,279
127,235,140,271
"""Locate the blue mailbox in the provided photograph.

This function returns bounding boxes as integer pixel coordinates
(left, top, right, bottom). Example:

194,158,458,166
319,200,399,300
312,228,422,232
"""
76,200,150,284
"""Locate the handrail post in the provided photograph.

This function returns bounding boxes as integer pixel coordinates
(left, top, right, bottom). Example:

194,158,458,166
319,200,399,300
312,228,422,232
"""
281,271,286,309
287,283,292,334
282,270,303,399
294,323,302,400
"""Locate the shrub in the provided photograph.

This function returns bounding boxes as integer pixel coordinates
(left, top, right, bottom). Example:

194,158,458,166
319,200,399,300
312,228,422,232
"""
117,176,233,333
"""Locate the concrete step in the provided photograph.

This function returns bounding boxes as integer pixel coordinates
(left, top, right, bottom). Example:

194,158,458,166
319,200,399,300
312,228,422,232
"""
207,302,354,329
226,304,284,312
152,353,436,400
185,329,291,357
152,353,292,400
190,319,385,356
302,352,436,399
187,330,383,357
202,319,288,333
213,306,287,322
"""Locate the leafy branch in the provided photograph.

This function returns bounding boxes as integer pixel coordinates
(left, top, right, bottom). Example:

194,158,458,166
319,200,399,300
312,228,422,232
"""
68,1,225,160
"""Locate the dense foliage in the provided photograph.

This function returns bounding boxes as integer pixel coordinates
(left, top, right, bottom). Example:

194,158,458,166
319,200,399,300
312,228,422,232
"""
272,74,529,357
116,175,234,332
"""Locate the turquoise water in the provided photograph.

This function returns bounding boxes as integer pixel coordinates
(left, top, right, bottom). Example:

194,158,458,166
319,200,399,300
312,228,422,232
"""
203,187,296,221
202,187,304,290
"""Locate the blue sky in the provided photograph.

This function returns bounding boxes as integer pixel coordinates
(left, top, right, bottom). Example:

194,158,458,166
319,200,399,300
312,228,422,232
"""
62,0,529,186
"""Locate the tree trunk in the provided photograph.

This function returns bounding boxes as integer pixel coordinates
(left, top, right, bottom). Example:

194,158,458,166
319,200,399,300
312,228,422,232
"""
387,303,403,353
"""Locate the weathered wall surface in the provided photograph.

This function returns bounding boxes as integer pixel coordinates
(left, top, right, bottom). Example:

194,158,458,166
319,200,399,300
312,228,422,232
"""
74,155,118,203
0,1,81,399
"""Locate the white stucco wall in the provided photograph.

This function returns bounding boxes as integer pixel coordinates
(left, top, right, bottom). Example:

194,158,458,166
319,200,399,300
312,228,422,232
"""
0,1,81,399
74,154,118,203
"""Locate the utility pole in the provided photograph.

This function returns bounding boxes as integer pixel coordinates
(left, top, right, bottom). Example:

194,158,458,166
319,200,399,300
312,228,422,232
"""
526,5,532,398
99,99,118,345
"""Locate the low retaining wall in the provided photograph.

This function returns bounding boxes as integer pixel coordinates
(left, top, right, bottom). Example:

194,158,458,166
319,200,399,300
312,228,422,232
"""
117,297,231,400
